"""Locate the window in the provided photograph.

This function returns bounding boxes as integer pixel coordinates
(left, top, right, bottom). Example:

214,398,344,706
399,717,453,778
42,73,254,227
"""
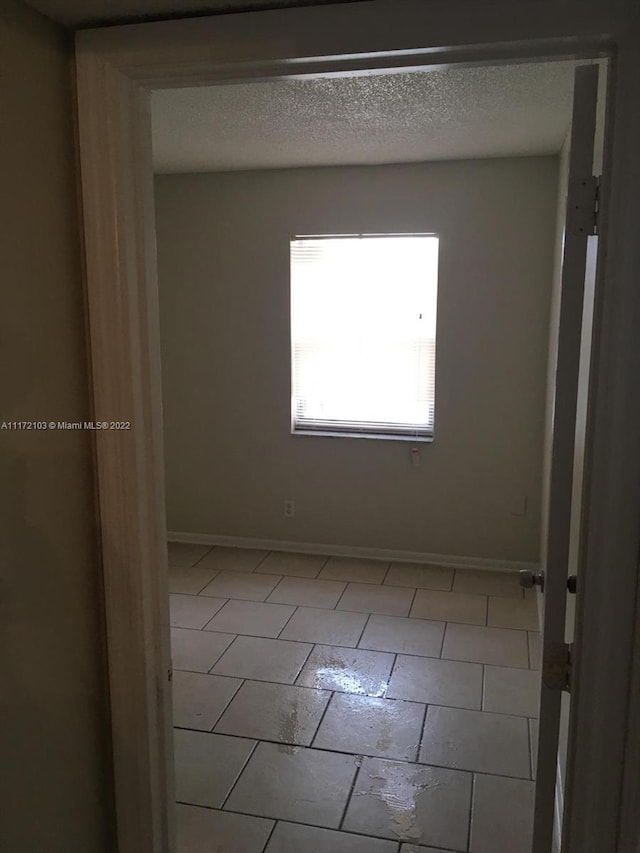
291,234,439,439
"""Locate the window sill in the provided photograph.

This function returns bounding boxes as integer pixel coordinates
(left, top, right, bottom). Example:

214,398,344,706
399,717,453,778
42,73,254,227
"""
291,429,433,443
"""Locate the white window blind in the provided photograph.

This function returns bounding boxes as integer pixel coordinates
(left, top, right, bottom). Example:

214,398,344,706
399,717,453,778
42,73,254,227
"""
291,234,438,439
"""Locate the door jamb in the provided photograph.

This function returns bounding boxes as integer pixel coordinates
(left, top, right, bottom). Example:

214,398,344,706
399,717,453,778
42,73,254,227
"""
74,4,640,852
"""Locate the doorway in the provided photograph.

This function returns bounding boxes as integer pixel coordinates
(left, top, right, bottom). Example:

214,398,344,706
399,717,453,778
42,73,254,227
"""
153,59,600,852
72,3,640,843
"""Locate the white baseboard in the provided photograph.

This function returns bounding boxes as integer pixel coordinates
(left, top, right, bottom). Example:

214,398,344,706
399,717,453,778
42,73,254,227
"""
167,530,538,573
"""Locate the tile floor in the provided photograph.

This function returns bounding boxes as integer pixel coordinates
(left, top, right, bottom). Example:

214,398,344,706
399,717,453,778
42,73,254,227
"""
168,543,541,853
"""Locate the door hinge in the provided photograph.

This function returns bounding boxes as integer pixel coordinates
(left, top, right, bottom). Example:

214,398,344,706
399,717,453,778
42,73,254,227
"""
543,642,572,692
569,174,599,237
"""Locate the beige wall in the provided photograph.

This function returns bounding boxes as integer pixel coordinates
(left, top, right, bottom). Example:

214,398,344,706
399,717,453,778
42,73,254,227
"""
156,156,558,563
0,2,111,850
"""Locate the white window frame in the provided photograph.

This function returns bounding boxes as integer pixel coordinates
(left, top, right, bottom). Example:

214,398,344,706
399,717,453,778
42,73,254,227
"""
290,232,439,441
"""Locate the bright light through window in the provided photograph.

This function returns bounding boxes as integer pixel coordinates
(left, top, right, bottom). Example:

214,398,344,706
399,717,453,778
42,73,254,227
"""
291,234,439,439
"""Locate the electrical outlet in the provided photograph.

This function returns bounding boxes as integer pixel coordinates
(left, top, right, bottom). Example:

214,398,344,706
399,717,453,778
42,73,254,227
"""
284,499,295,518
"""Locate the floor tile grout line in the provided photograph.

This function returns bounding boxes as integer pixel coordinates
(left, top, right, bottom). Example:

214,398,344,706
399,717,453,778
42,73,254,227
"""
204,677,245,733
181,546,523,595
257,552,331,581
333,582,351,612
275,604,300,639
189,544,216,568
208,670,315,690
194,595,526,632
199,598,230,631
253,550,272,572
190,610,533,672
164,567,221,597
208,633,244,672
319,561,392,585
357,640,532,670
262,574,288,604
259,818,278,853
438,620,447,658
467,771,476,852
393,647,531,671
174,726,535,782
194,568,220,595
192,626,522,665
382,581,464,594
309,689,336,749
438,652,531,671
416,704,431,769
218,736,261,812
178,672,538,719
413,699,430,763
172,672,537,718
386,652,400,692
293,641,318,687
169,623,235,636
293,638,317,684
354,611,372,649
318,553,332,575
381,561,393,585
337,752,364,832
407,585,419,618
206,635,236,674
180,797,416,846
198,570,285,601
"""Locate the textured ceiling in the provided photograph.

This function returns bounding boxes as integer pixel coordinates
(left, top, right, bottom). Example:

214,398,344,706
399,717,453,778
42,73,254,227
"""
24,0,355,28
151,61,575,174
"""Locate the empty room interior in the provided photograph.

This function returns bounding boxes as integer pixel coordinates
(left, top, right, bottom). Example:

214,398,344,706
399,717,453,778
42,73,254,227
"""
153,59,591,853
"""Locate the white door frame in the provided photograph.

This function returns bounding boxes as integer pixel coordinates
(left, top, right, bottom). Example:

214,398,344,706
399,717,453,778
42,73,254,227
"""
74,3,640,852
535,63,601,853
